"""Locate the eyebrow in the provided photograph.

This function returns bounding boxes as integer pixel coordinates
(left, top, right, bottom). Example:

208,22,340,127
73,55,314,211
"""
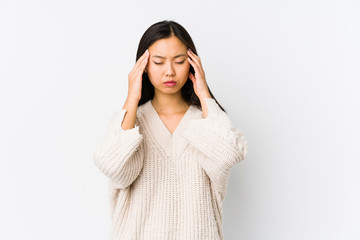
152,54,186,59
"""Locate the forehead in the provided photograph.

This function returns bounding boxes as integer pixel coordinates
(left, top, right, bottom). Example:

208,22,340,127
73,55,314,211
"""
149,36,187,57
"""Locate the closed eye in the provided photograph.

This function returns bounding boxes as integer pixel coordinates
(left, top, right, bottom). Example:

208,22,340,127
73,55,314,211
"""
153,61,185,65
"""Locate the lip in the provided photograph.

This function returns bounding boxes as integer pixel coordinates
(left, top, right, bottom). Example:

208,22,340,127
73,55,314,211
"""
164,80,177,87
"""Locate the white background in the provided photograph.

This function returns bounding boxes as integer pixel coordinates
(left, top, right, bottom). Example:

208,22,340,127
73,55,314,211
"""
1,0,359,239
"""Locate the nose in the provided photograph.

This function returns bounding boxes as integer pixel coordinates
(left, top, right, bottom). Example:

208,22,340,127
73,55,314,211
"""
165,62,175,77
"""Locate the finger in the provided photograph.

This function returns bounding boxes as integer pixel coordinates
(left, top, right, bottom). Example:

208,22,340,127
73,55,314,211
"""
134,50,149,70
187,49,202,67
134,50,149,74
134,56,148,77
187,56,201,75
187,49,200,61
139,50,149,66
187,51,203,74
141,54,149,71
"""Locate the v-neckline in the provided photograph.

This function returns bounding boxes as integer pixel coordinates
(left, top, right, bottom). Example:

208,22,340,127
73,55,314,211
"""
149,99,193,136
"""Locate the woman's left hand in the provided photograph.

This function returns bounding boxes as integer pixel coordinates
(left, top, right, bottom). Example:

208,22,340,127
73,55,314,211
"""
187,49,211,100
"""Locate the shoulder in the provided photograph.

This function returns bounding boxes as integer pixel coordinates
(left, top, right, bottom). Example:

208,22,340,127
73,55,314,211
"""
134,100,152,127
189,104,203,119
137,99,151,117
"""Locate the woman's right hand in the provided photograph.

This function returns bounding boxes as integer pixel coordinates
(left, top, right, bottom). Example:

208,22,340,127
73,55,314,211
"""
127,49,149,102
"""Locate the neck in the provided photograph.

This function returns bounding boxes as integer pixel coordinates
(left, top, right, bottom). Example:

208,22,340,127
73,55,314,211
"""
151,91,189,114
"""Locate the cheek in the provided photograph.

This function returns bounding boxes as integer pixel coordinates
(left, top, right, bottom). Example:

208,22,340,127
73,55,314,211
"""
179,63,190,76
147,65,163,83
147,64,159,75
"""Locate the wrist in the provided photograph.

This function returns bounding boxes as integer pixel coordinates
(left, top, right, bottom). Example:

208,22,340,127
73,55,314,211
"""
126,95,140,103
198,92,212,102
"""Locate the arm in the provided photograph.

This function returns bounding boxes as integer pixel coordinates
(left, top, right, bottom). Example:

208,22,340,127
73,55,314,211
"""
93,101,144,190
182,97,248,199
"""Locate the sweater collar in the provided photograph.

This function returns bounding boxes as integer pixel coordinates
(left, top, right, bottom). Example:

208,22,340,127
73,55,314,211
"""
141,99,199,157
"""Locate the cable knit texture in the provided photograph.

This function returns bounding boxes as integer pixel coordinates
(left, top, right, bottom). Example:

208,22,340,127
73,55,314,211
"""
93,97,248,240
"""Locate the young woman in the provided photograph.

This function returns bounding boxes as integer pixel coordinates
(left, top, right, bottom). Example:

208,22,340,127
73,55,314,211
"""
93,20,248,240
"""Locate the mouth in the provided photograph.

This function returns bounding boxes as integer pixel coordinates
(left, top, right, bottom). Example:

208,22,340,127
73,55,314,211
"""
163,80,177,87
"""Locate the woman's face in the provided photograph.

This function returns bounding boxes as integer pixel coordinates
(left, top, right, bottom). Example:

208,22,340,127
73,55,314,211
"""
145,35,190,95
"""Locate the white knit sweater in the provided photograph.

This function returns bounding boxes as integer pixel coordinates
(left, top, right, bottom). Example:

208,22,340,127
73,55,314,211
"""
93,97,248,240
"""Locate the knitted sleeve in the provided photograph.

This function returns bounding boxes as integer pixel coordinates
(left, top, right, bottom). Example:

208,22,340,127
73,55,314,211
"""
93,109,144,189
182,97,248,199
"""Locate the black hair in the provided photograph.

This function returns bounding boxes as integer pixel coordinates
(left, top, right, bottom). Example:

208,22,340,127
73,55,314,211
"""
136,20,226,113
